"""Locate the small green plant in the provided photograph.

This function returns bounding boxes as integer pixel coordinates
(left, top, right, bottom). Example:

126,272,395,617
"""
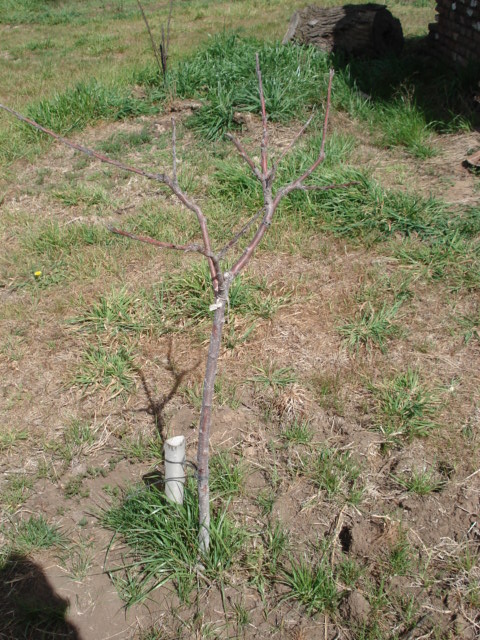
250,362,297,390
392,468,445,495
74,343,136,395
282,420,313,445
64,476,89,499
122,434,164,462
455,308,480,344
256,489,276,516
307,446,363,503
263,519,289,574
1,474,33,511
339,302,403,352
3,516,64,553
210,451,246,498
281,555,338,615
72,289,145,335
388,532,414,576
373,369,439,442
0,428,28,452
337,557,364,587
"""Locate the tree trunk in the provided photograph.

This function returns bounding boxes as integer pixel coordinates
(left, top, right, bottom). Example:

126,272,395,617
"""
197,298,227,554
283,4,404,58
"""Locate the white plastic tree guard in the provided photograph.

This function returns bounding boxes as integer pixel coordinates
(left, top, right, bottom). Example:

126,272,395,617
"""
164,435,186,504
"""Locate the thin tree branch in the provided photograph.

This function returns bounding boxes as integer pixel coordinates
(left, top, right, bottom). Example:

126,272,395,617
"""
225,133,262,180
171,117,178,184
271,113,315,178
136,0,163,78
108,226,208,255
293,180,359,192
272,69,334,207
218,207,265,259
255,53,268,178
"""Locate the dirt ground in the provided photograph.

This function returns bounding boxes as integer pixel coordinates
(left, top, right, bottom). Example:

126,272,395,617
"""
0,104,479,640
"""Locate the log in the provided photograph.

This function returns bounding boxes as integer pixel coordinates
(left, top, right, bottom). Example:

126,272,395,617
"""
283,4,404,58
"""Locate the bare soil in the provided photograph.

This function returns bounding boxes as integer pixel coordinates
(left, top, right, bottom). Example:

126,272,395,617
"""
0,110,479,640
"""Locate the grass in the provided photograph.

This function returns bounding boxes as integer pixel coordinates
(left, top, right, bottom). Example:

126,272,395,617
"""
392,468,445,495
306,447,364,504
455,307,480,344
339,302,403,353
372,369,440,443
3,516,64,554
0,428,28,452
250,362,297,390
210,450,247,499
102,480,245,604
72,289,146,335
281,555,338,615
1,474,34,511
73,343,136,396
282,420,313,445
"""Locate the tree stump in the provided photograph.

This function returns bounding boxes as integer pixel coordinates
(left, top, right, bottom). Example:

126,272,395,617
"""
283,4,404,58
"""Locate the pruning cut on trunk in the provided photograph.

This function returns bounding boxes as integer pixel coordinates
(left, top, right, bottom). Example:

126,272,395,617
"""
0,57,351,554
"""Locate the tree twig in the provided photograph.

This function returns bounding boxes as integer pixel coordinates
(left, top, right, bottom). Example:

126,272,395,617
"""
136,0,163,78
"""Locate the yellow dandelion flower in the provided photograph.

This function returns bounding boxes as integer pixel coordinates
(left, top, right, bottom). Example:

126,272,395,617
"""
34,271,42,277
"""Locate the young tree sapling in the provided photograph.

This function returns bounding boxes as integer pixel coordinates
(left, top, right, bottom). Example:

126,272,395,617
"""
0,57,352,553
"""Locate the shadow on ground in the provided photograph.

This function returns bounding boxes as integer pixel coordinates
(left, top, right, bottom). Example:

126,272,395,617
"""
0,553,81,640
333,35,480,131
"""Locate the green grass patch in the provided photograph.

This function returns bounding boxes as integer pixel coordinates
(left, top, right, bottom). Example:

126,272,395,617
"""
102,480,245,605
73,343,136,396
306,446,363,504
3,516,64,554
339,301,403,353
372,369,440,444
280,554,338,615
210,450,246,499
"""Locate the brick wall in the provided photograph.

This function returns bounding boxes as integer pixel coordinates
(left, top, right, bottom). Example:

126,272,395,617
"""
429,0,480,67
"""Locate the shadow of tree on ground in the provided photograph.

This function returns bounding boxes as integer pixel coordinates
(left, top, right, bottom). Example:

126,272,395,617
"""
333,36,479,132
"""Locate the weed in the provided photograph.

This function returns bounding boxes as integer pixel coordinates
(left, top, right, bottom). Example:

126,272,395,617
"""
256,489,276,516
372,370,440,442
25,80,157,140
282,420,313,445
53,183,110,208
3,516,64,553
0,429,28,452
102,480,245,604
263,520,289,574
339,302,403,352
307,447,363,504
98,127,152,156
392,469,445,495
59,538,95,580
281,555,338,615
72,289,145,335
74,343,136,395
122,434,163,462
375,93,436,158
388,532,415,576
1,474,33,511
64,476,89,499
455,307,480,344
310,371,344,414
250,362,297,390
210,451,246,499
337,557,364,587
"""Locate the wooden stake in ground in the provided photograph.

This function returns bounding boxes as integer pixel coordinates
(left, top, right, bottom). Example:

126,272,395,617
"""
0,58,350,553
